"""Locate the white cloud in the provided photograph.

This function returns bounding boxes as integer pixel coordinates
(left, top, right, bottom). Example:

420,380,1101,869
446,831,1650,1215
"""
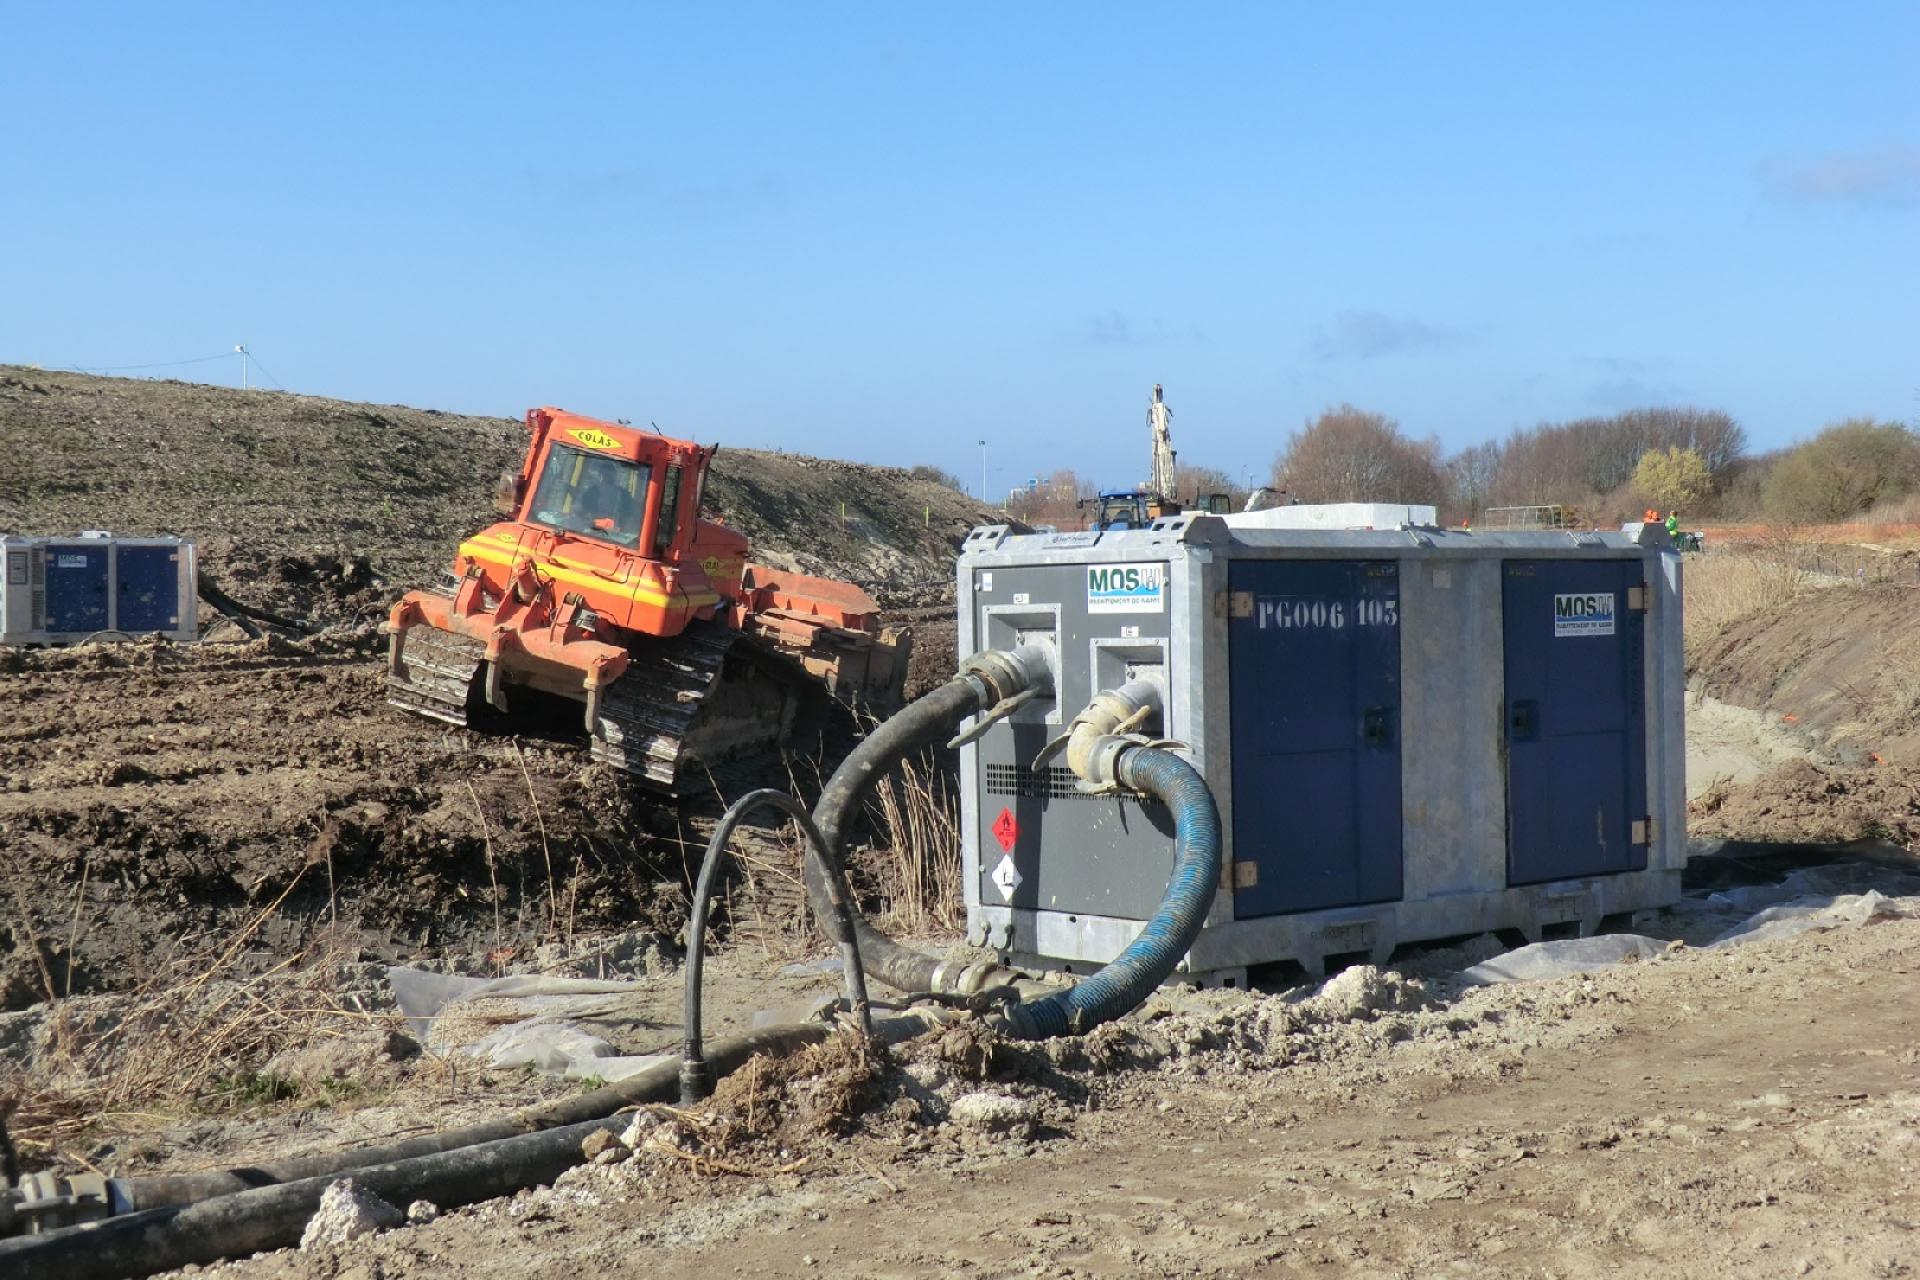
1764,145,1920,208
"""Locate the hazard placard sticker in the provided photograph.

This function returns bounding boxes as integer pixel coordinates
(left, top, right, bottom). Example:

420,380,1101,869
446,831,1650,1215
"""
991,853,1023,902
1553,591,1616,637
991,806,1018,852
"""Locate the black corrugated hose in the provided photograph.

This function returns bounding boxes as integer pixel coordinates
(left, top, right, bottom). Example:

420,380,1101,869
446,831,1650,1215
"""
801,674,991,995
681,787,872,1102
799,663,1223,1040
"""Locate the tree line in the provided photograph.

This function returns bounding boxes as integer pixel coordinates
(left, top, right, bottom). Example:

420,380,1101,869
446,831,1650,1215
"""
986,404,1920,529
1257,405,1917,525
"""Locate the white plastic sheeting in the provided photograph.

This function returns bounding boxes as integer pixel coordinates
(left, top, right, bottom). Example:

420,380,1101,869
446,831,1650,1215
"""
1703,890,1907,950
386,967,673,1081
1460,934,1668,984
1459,890,1914,984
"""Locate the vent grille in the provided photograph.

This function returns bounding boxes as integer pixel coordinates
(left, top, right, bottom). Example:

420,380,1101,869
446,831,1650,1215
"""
983,763,1146,803
28,549,44,628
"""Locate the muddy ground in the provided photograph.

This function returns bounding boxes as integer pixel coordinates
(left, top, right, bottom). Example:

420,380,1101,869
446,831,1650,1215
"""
1685,568,1920,851
171,904,1920,1280
0,632,675,1010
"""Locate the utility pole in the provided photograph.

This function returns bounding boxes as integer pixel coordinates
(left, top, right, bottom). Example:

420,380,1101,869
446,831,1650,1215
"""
977,439,987,503
235,344,249,391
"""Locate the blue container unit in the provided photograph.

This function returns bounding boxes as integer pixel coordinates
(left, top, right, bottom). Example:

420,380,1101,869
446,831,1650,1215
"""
957,514,1685,985
0,535,199,645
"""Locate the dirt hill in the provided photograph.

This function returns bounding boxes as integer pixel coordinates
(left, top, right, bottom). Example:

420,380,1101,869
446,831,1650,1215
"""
0,366,993,618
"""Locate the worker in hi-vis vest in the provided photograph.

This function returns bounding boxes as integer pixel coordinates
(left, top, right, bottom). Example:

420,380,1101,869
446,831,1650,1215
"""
1665,511,1681,546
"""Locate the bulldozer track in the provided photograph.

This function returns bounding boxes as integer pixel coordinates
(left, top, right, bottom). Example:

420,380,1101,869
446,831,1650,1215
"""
389,610,815,796
386,626,485,726
590,622,756,791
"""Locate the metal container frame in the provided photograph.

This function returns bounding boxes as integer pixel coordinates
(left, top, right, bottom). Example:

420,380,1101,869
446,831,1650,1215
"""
956,513,1686,986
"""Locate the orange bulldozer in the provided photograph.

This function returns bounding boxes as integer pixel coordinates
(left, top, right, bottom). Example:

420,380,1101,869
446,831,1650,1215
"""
386,407,910,793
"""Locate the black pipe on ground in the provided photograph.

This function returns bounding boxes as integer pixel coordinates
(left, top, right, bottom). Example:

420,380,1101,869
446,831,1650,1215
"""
801,671,1000,994
1,1014,947,1280
107,1022,832,1212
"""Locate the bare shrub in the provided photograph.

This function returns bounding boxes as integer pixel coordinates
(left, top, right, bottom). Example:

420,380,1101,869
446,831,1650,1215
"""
1275,406,1447,505
1764,419,1920,522
866,750,962,935
1632,446,1714,513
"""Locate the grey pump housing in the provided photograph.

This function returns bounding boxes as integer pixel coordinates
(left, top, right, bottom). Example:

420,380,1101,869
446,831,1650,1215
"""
956,512,1685,986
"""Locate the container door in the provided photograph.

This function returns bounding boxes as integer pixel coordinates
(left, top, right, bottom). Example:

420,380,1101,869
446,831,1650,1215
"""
1502,559,1648,884
46,544,109,634
116,545,182,633
1228,559,1403,917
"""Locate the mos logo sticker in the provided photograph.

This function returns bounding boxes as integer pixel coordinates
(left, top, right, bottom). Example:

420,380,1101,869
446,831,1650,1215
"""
569,428,621,450
1552,591,1616,638
1086,562,1166,614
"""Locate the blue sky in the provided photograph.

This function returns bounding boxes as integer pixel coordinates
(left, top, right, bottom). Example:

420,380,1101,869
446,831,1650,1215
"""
4,4,1916,497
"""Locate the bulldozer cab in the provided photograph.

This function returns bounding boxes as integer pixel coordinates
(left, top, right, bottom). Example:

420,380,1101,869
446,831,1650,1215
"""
512,409,713,563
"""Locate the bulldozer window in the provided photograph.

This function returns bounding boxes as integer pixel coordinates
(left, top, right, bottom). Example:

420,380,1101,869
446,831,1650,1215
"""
529,446,648,547
654,465,682,555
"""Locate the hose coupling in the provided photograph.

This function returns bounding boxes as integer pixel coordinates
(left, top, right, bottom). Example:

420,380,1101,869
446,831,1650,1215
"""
1,1172,120,1237
958,644,1054,706
1032,678,1176,790
678,1055,715,1105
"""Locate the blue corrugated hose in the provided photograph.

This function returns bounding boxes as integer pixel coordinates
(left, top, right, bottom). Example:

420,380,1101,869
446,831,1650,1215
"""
1001,746,1222,1039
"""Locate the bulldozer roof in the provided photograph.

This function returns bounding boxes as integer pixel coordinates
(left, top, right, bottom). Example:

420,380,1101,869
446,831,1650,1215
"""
527,407,711,463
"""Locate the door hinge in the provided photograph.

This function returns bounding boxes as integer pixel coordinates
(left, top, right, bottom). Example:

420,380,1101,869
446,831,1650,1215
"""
1226,590,1254,618
1626,584,1650,611
1232,860,1259,888
1631,817,1656,844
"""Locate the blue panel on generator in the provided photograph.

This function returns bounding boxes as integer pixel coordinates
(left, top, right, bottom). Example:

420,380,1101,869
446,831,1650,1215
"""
1228,559,1403,916
1502,559,1648,884
116,544,183,632
45,544,110,635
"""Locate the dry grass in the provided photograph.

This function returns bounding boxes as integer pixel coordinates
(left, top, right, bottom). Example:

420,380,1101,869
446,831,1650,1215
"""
0,868,405,1166
867,750,963,935
1683,549,1819,661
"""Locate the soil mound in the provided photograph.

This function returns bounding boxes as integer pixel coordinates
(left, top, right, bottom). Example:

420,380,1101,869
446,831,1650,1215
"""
0,366,993,620
1690,758,1920,847
1689,579,1920,768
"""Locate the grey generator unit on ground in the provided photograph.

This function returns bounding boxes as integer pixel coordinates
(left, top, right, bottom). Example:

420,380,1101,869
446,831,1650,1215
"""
0,534,199,645
956,509,1684,985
